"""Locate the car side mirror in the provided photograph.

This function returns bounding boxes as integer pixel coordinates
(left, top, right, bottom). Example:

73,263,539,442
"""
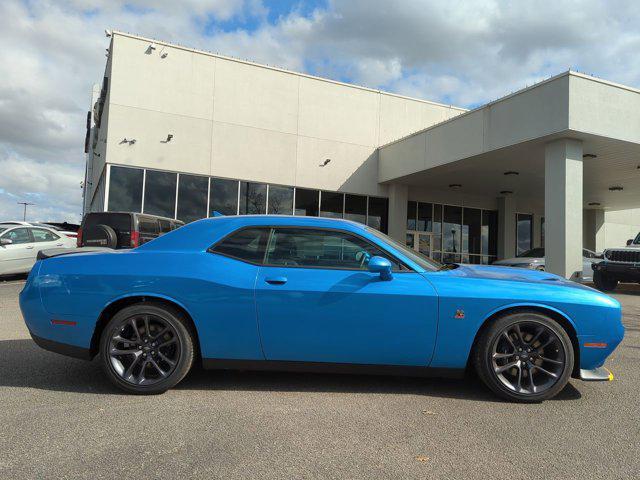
368,256,393,281
626,239,634,246
0,238,12,246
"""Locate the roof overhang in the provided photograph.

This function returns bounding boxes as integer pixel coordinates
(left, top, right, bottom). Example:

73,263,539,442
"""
379,72,640,210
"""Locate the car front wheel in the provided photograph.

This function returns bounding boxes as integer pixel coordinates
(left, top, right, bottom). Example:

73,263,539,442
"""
99,302,195,394
474,312,574,402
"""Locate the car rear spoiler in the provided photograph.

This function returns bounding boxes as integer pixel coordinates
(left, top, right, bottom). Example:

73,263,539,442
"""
37,247,113,261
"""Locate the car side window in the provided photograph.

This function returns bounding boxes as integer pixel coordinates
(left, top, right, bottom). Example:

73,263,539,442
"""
211,227,270,264
138,218,159,235
2,228,32,244
31,228,60,242
265,228,403,271
158,220,172,234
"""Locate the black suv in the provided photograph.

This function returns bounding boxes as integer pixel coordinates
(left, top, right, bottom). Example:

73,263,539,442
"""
592,232,640,291
78,212,184,249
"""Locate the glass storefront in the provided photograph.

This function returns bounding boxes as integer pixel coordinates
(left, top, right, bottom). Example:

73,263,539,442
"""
516,213,533,256
406,200,498,264
106,165,389,233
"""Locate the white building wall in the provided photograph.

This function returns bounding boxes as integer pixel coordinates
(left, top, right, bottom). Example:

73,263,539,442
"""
595,208,640,251
101,32,465,199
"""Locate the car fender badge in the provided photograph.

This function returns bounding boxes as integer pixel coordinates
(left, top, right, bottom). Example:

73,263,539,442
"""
454,309,465,319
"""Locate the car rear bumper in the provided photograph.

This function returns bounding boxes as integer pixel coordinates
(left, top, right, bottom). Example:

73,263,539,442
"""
579,366,614,381
29,332,92,360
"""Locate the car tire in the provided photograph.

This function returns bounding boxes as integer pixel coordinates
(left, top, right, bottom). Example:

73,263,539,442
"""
99,302,195,394
474,312,574,403
593,270,618,292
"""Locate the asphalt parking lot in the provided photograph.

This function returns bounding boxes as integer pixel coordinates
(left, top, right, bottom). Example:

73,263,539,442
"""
1,278,638,479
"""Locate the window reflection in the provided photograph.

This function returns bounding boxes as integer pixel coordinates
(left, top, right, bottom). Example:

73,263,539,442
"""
268,185,294,215
462,208,481,254
294,188,319,216
516,213,533,256
367,197,388,233
210,178,239,216
443,205,462,253
239,182,267,214
144,170,177,218
177,174,208,223
108,166,143,212
345,194,367,224
320,191,344,218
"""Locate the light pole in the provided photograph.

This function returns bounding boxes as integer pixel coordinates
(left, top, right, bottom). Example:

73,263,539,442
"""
17,202,35,221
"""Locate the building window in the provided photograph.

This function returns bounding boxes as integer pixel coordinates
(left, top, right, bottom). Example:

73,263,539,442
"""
108,166,143,212
320,191,344,218
294,188,319,216
462,208,482,255
417,203,433,232
144,170,177,218
407,201,417,230
268,185,294,215
367,197,388,233
210,178,239,216
432,204,443,252
482,210,498,262
239,182,267,214
177,174,208,223
516,213,533,256
442,205,462,262
345,194,367,224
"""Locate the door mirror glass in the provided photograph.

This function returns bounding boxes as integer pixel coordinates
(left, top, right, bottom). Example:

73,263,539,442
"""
0,238,12,246
368,256,393,281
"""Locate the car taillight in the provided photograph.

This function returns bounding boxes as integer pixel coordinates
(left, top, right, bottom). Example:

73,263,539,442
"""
131,230,140,248
76,227,83,247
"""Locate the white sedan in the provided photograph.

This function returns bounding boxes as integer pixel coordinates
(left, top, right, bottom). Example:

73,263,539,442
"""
0,225,76,276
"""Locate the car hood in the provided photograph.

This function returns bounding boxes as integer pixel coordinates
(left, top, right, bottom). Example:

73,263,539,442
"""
444,264,591,290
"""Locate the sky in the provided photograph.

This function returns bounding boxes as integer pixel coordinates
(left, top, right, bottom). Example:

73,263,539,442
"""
1,0,639,223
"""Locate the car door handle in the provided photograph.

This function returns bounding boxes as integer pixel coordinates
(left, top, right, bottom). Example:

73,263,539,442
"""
25,246,34,249
265,276,288,285
56,243,64,246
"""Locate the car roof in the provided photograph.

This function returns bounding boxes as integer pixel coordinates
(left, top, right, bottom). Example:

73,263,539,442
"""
137,215,370,252
84,212,184,225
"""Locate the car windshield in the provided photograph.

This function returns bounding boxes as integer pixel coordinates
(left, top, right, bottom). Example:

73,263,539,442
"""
0,227,7,235
633,232,640,245
365,227,442,271
518,248,545,258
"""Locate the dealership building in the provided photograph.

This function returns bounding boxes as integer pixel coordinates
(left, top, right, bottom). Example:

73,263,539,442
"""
83,31,640,278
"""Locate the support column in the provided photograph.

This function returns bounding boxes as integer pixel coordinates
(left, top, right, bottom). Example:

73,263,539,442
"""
497,195,516,259
387,183,408,242
545,139,583,279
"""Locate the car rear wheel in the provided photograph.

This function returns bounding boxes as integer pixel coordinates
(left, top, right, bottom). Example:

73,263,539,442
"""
99,303,195,394
474,312,574,402
593,270,618,292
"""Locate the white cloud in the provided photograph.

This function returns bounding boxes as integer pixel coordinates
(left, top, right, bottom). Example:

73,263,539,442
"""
1,0,640,221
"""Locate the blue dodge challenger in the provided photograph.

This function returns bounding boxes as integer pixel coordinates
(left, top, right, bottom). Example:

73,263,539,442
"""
20,216,624,402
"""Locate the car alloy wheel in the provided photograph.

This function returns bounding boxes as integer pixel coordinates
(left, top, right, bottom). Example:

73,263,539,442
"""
491,321,565,395
108,314,180,386
474,312,574,402
100,303,194,394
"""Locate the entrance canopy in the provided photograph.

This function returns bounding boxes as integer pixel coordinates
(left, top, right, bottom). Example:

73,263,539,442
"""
379,71,640,211
379,71,640,278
